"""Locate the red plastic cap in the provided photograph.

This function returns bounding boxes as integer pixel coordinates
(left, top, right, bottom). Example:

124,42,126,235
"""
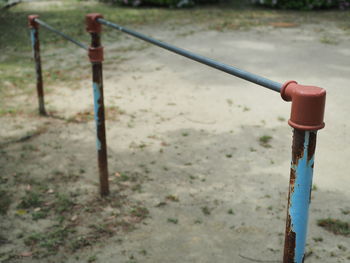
89,47,104,62
28,15,39,28
281,81,326,131
86,13,103,33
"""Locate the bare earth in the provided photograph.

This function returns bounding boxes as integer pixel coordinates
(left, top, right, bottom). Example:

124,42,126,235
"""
1,12,350,263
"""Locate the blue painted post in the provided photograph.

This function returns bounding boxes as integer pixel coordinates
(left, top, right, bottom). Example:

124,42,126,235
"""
281,81,326,263
283,129,317,262
28,15,46,116
86,13,109,196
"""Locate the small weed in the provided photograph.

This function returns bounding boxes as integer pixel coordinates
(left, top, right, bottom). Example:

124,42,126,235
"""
201,206,211,216
54,193,75,214
0,190,11,215
167,218,178,224
317,218,350,236
340,208,350,215
18,191,43,209
337,244,346,251
69,236,91,252
243,106,250,112
87,255,97,263
166,195,179,202
182,132,189,137
313,237,323,242
228,209,235,215
259,135,273,148
32,210,49,221
194,219,202,224
249,147,257,152
189,175,197,180
130,206,149,220
225,154,233,158
320,36,338,45
226,99,233,106
119,174,130,182
131,184,142,192
312,184,318,191
277,116,286,122
139,249,147,255
24,225,72,254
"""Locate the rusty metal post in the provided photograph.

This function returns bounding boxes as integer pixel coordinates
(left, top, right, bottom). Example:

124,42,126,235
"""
86,13,109,196
28,15,46,116
281,81,326,263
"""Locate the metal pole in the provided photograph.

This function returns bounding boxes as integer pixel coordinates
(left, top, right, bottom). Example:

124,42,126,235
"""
28,15,46,116
281,81,326,263
283,129,317,263
97,18,282,93
86,13,109,196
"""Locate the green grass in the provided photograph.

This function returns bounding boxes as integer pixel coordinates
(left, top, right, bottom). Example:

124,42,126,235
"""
259,135,273,148
0,189,11,215
317,218,350,236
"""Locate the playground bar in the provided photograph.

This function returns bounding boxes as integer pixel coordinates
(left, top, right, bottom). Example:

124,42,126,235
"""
97,18,283,93
35,18,88,50
28,15,46,116
86,14,109,196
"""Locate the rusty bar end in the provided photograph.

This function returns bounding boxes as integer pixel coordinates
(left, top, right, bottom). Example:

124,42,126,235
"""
281,80,326,131
86,13,103,33
28,15,39,29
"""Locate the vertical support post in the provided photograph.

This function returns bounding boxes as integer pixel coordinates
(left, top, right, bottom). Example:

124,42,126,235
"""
86,13,109,196
28,15,46,116
283,129,317,262
281,81,326,263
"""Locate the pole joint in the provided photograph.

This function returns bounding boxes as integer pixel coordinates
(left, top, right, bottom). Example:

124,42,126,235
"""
28,15,39,29
281,80,326,131
86,13,103,33
88,46,104,63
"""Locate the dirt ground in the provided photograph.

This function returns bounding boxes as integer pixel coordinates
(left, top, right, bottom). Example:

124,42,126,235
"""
1,4,350,263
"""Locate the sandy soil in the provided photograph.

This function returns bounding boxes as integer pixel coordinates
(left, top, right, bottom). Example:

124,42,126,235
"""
1,16,350,263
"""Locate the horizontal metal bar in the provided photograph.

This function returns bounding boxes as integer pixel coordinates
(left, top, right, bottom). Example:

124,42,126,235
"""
97,18,282,93
35,19,88,50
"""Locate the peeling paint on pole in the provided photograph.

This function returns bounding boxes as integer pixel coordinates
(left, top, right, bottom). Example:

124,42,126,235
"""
283,129,317,263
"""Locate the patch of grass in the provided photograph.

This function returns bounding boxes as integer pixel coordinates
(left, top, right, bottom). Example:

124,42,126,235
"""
227,209,235,215
54,193,75,214
17,191,43,209
320,36,338,45
312,237,323,242
166,195,179,202
277,116,286,122
201,206,211,215
130,206,149,220
32,209,49,221
167,218,178,224
0,189,11,215
24,225,73,255
317,218,350,236
259,135,273,148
